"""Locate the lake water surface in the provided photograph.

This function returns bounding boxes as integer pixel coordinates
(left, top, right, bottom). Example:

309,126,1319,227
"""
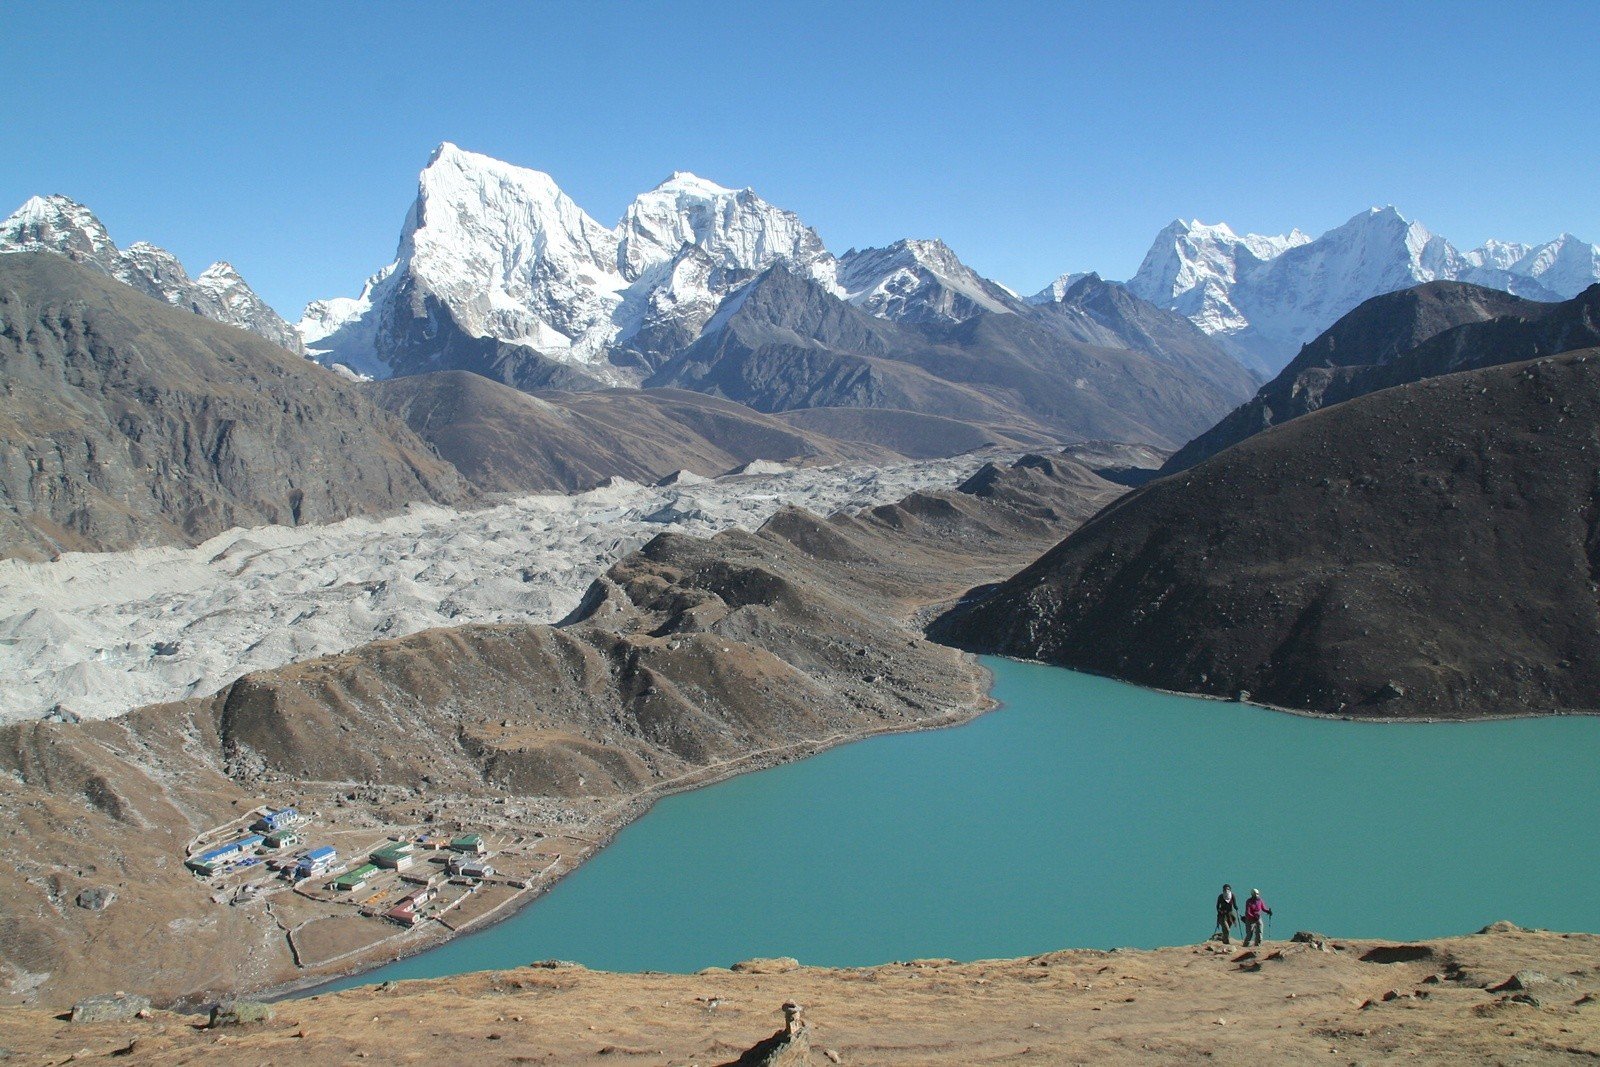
323,657,1599,990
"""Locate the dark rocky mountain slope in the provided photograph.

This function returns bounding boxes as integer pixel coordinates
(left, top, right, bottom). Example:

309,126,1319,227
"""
934,350,1600,720
648,266,1256,448
1029,273,1261,401
1164,281,1598,472
0,253,465,559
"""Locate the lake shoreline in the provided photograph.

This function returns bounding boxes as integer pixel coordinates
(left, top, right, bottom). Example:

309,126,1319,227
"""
262,673,1004,1002
264,651,1600,999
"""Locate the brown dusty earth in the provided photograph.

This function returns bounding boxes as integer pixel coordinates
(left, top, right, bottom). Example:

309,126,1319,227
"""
2,926,1597,1064
0,453,1125,1010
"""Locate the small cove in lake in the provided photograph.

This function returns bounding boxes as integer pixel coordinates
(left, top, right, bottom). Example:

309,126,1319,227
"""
321,657,1600,990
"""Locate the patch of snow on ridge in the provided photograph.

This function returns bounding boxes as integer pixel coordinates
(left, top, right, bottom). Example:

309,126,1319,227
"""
836,238,1018,324
0,454,1005,725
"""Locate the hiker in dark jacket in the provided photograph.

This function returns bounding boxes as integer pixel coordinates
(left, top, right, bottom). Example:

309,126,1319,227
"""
1242,888,1273,946
1214,884,1239,944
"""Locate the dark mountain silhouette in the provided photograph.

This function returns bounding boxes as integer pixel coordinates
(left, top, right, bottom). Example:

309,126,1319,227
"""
934,349,1600,720
1164,281,1600,472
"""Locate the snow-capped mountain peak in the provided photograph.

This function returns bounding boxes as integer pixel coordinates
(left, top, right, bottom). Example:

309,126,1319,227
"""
616,170,832,284
305,144,845,382
398,140,624,359
1510,232,1600,297
0,194,301,353
1462,238,1533,272
836,237,1019,324
1,194,122,267
1126,217,1311,309
1028,271,1095,305
1117,205,1597,372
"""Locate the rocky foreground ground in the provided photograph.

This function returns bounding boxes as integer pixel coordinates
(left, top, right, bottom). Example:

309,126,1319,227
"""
2,925,1595,1064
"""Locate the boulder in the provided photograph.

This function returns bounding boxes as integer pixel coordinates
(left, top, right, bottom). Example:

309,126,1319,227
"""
74,887,116,911
74,889,116,915
70,993,149,1024
1490,970,1575,994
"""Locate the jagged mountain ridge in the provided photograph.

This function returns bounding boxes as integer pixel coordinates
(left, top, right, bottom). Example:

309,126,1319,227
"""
300,144,844,385
836,238,1025,324
644,265,1253,448
1119,207,1596,372
297,145,1249,395
0,195,303,354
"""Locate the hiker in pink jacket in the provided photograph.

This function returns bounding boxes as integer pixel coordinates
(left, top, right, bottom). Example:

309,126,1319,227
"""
1242,889,1273,946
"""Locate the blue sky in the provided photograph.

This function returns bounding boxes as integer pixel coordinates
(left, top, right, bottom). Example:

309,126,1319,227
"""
6,1,1596,318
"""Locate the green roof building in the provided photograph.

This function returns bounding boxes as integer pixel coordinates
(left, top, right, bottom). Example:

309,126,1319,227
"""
370,843,416,869
332,863,380,891
448,833,486,855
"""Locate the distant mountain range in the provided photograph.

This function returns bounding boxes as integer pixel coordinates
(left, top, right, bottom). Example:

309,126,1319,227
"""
283,143,1259,446
0,195,302,353
6,145,1597,432
293,146,1599,385
1115,209,1599,372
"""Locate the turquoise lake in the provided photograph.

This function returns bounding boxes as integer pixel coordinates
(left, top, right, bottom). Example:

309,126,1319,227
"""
321,657,1600,991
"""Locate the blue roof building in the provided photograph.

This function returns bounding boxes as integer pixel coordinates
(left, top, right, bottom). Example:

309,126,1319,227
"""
186,834,265,874
294,846,337,877
252,808,301,833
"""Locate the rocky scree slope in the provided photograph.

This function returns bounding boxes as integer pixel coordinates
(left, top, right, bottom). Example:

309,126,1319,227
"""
1030,272,1262,400
0,195,302,354
934,350,1600,719
0,253,465,560
0,453,1122,1006
1163,281,1600,473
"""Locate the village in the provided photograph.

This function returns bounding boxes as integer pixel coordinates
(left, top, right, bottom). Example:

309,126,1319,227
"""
178,797,582,982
